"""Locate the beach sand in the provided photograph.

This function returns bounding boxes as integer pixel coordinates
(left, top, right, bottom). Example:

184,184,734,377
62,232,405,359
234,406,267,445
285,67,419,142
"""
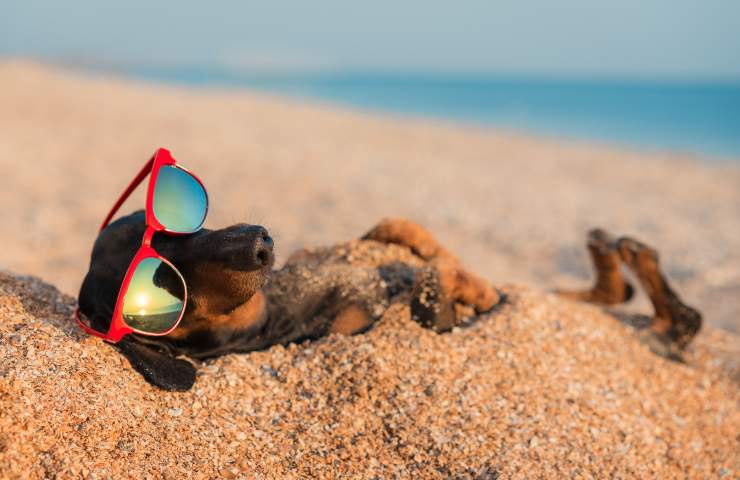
0,62,739,477
1,269,739,478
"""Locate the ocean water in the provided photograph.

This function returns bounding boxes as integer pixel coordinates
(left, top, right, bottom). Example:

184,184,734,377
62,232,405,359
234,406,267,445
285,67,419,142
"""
127,68,740,161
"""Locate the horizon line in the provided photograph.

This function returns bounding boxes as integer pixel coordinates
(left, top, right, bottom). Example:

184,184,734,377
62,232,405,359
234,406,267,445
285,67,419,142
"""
4,54,740,86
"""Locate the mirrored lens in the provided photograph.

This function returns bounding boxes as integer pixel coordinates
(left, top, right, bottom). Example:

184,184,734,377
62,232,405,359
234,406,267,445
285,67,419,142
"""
153,165,207,233
122,257,185,334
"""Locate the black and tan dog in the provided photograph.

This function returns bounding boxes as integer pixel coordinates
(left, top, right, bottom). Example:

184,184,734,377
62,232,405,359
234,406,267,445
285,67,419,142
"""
78,212,499,390
78,213,700,391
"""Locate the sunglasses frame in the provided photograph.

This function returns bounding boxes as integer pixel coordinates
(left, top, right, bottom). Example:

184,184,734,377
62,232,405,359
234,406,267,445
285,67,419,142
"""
75,148,208,343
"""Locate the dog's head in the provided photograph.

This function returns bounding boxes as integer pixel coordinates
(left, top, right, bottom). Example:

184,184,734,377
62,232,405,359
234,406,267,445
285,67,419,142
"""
78,210,274,391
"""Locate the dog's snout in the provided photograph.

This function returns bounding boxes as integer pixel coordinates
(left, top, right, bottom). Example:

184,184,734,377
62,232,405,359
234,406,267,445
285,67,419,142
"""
213,224,275,270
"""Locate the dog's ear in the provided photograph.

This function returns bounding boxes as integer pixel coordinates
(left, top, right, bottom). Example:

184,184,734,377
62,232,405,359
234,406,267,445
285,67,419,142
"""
115,338,196,391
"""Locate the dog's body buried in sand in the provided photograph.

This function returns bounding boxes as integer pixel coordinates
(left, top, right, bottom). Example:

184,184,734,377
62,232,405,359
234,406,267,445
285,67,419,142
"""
78,211,702,391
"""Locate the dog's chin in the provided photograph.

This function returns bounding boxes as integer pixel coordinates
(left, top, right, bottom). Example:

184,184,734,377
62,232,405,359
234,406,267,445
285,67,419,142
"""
217,263,272,301
246,268,271,291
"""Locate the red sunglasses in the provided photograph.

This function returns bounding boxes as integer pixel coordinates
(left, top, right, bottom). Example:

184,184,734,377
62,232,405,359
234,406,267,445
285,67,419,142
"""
75,148,208,343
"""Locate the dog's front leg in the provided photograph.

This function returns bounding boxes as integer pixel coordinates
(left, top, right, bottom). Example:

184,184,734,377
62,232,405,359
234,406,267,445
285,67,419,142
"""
411,257,500,332
362,217,458,261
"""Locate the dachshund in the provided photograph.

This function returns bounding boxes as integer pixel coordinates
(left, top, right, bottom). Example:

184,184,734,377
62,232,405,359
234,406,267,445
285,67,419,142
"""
78,212,499,390
78,213,700,391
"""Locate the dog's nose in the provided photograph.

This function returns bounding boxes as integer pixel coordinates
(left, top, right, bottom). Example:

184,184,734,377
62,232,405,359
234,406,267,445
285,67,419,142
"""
218,224,275,270
252,228,274,267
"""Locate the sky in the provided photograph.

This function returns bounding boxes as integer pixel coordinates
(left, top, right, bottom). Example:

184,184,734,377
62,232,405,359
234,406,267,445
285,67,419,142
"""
2,0,740,80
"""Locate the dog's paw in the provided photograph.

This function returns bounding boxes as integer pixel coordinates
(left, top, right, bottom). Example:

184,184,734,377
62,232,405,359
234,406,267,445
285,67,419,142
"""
411,264,457,332
411,258,499,332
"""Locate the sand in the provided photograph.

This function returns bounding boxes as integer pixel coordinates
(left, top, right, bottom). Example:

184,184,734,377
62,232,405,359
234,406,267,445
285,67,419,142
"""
0,61,739,477
1,270,739,478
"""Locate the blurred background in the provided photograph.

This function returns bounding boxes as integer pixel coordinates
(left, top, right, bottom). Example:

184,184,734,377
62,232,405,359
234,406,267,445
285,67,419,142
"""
3,0,740,157
1,1,739,330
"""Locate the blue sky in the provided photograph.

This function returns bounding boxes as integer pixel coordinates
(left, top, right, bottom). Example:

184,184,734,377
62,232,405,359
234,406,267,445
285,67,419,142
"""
2,0,740,79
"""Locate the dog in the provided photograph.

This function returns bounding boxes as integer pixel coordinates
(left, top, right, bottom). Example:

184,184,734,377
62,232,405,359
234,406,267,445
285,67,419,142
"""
78,213,701,391
78,212,500,390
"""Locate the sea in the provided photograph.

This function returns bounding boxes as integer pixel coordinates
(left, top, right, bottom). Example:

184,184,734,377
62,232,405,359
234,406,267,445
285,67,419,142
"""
124,67,740,161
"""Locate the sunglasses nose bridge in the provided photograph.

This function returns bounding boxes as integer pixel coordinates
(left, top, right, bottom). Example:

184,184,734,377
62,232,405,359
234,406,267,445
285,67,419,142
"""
142,227,156,247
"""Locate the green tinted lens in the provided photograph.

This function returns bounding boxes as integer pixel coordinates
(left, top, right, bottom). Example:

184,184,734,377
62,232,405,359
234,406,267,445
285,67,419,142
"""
122,257,185,334
153,165,207,233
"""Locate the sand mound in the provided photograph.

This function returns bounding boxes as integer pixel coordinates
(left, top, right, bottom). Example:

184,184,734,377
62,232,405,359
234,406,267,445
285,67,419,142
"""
1,271,738,478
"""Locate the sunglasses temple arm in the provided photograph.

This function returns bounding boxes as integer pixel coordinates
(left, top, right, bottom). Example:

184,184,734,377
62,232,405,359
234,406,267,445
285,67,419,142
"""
99,156,155,232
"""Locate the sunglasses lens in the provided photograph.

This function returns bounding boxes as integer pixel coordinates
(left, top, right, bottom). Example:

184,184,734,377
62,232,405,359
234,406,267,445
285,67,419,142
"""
122,257,185,334
153,165,207,233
